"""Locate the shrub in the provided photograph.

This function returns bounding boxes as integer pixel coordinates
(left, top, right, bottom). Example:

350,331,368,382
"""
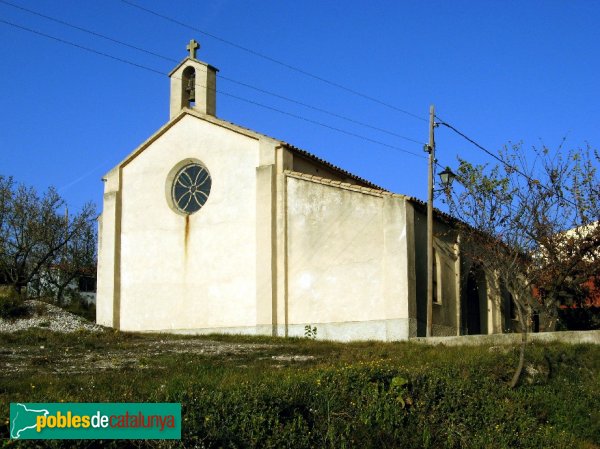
0,286,29,319
0,333,597,448
64,295,96,322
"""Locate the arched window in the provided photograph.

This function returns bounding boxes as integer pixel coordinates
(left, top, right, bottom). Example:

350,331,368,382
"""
509,294,518,321
433,249,442,304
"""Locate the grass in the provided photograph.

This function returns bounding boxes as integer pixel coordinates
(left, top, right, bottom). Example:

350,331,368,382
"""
0,329,599,448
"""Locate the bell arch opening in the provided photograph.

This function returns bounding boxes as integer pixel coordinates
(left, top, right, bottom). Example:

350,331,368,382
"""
182,66,196,108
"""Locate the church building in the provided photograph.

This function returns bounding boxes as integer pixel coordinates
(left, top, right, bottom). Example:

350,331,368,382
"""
97,41,512,341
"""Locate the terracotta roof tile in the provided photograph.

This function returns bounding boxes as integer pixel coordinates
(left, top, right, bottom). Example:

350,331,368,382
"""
282,143,385,191
284,170,406,199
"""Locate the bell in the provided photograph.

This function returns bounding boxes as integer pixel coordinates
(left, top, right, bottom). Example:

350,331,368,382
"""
186,75,195,102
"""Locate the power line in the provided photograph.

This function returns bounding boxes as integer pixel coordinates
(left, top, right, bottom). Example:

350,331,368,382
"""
435,117,509,169
0,18,165,76
0,0,176,63
0,0,425,146
120,0,428,123
0,18,425,159
434,159,570,227
435,115,578,207
219,75,425,145
219,90,425,157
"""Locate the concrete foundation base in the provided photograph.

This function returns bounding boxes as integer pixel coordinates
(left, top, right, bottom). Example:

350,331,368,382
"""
138,318,413,342
412,330,600,346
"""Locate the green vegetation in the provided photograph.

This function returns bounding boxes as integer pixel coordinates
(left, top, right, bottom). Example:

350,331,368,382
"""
0,286,28,319
62,296,96,322
1,330,598,448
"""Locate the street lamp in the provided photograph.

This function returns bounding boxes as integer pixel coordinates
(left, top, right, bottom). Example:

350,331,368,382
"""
425,105,456,337
438,167,456,191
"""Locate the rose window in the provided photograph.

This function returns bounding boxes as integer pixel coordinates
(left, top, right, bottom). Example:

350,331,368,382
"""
171,163,211,214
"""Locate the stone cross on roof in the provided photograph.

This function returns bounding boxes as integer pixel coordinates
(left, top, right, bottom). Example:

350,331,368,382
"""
186,39,200,59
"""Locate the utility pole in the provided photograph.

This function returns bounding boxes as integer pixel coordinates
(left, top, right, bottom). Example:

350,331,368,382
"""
426,105,435,337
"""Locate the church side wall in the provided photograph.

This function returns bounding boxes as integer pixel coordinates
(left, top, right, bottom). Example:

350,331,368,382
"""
411,204,460,337
285,175,411,341
117,116,259,331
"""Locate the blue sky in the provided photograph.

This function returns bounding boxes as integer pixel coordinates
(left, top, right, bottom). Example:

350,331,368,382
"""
1,0,599,213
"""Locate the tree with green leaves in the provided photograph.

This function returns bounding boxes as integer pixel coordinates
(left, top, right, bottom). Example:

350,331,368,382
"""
444,143,599,387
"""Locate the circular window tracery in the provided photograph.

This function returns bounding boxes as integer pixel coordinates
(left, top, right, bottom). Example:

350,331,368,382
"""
171,163,211,214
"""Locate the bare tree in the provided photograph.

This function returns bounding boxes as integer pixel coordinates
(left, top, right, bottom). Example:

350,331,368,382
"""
0,175,96,299
445,143,599,387
40,213,97,305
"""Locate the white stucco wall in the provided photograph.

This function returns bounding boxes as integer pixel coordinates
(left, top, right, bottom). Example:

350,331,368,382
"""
98,112,418,340
96,170,120,327
116,115,259,331
285,176,411,340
